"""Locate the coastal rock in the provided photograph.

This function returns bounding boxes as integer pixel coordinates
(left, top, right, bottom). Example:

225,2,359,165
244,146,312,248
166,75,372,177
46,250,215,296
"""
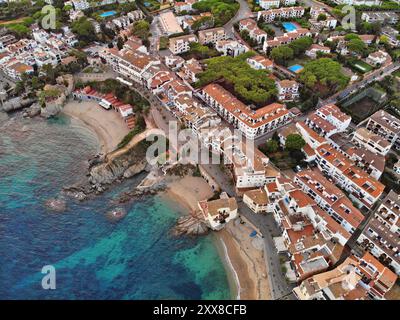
23,103,41,118
40,104,63,119
44,198,67,212
89,141,149,185
172,215,209,237
2,96,35,113
106,207,127,221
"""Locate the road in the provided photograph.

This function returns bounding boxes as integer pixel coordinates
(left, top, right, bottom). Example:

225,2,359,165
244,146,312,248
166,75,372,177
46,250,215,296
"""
224,0,254,38
320,62,400,106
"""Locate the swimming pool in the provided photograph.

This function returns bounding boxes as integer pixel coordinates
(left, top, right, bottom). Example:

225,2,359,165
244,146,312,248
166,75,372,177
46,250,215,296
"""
100,10,117,18
288,64,304,73
282,22,298,32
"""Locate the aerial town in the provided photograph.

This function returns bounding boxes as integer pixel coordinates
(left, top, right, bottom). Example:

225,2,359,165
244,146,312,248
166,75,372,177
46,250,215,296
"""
0,0,400,301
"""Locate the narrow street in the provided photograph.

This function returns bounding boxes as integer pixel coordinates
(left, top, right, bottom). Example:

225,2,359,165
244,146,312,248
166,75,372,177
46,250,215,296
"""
224,0,255,38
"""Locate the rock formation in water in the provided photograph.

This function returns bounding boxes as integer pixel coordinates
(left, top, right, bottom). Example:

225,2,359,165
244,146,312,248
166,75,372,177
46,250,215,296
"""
2,96,36,112
172,215,210,236
89,141,149,186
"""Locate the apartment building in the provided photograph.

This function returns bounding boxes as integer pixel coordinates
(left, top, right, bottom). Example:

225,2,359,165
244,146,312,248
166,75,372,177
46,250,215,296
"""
352,127,392,156
296,121,327,150
293,252,396,300
179,58,203,83
99,47,160,84
238,19,268,45
174,0,197,13
259,0,280,10
332,0,381,5
357,190,400,275
263,28,311,51
243,183,278,213
168,34,198,55
294,170,364,235
315,144,385,209
198,27,226,45
366,50,391,66
361,11,399,24
201,83,291,139
71,0,90,10
346,147,385,180
246,55,274,71
215,40,249,57
276,80,299,102
305,44,331,59
257,6,305,23
309,7,338,30
366,110,400,149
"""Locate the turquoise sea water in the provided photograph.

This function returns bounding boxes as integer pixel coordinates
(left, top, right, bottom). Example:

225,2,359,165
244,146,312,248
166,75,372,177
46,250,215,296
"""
0,113,231,299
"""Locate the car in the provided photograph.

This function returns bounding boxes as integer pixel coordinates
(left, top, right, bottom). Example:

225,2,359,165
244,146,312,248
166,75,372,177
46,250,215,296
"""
294,165,302,173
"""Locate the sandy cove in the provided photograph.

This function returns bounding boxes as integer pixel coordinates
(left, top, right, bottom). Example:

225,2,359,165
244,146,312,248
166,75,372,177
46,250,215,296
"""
62,100,129,154
165,176,272,300
62,99,272,300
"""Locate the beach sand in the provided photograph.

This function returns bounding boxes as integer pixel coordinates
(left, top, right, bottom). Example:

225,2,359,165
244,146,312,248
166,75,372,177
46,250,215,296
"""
215,219,272,300
166,176,215,212
165,175,272,300
62,100,129,153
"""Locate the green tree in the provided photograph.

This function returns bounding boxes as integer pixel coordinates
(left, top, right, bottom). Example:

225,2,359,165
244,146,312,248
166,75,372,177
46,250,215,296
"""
288,37,313,56
71,17,97,44
265,139,279,153
270,46,294,65
317,13,327,21
117,37,124,50
285,134,305,151
347,38,367,55
132,20,150,41
299,58,349,93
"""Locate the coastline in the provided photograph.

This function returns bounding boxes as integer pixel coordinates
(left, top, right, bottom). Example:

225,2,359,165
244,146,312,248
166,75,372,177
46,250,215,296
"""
59,101,270,300
163,175,271,300
62,100,129,154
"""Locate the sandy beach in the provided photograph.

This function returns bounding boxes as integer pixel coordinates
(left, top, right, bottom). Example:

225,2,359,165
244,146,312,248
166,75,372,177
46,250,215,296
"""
62,100,129,153
165,175,271,300
165,176,215,212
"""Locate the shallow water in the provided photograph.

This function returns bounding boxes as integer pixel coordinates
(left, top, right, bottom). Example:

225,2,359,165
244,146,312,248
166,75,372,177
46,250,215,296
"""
0,113,231,299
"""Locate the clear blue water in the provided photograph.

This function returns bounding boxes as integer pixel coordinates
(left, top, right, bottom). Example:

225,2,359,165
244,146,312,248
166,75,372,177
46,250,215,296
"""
288,64,304,73
100,11,117,18
282,22,298,33
0,112,231,299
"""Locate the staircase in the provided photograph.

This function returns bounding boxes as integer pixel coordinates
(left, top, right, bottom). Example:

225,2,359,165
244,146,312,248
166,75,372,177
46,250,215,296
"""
125,114,135,130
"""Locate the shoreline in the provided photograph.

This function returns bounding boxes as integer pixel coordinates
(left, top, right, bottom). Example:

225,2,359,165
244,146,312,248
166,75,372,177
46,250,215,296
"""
163,175,271,300
59,101,269,300
62,100,129,154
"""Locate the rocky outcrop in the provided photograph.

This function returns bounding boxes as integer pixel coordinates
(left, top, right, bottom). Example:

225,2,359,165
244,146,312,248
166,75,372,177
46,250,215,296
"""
172,216,210,237
89,141,149,185
2,97,35,112
44,197,67,212
23,103,41,118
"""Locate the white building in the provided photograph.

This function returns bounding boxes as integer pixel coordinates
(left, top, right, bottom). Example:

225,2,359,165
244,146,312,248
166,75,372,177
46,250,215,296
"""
198,27,226,45
277,80,299,102
198,194,238,230
357,190,400,275
202,83,291,140
247,55,274,71
215,40,249,57
168,34,198,55
352,128,392,156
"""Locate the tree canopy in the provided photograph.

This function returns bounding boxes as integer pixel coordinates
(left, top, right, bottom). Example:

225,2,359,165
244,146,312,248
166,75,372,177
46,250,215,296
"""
196,52,277,106
285,134,306,151
299,58,349,93
270,46,294,65
192,0,239,26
